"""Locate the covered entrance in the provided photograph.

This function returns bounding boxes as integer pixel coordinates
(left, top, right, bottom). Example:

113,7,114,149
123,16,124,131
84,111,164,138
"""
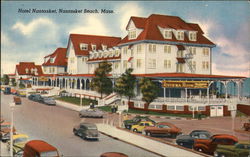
210,105,224,117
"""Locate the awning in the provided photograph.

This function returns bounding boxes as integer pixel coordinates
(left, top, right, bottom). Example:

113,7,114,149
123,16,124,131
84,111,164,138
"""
176,58,186,63
176,45,185,50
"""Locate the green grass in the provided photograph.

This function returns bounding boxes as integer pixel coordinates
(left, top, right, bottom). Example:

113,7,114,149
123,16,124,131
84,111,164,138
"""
97,106,112,112
236,110,247,117
56,96,97,106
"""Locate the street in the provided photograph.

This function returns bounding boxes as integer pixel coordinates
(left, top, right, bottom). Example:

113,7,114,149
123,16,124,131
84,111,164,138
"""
1,93,160,157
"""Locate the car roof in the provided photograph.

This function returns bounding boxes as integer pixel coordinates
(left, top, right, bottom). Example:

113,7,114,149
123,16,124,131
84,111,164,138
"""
80,122,97,127
1,122,11,125
25,140,57,152
13,134,29,139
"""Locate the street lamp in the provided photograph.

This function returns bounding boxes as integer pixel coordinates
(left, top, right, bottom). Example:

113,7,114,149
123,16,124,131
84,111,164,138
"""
229,104,237,136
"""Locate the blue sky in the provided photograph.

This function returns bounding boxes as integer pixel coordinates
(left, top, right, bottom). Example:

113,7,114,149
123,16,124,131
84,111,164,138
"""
1,1,250,77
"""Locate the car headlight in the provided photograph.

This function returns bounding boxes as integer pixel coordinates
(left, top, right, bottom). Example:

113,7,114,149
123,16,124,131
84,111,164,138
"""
214,151,218,157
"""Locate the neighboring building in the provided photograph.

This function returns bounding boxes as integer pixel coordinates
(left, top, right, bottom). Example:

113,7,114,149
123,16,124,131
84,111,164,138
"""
42,48,68,74
15,62,43,86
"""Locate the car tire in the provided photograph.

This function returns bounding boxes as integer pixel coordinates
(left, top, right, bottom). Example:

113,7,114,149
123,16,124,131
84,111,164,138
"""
220,154,226,157
195,147,204,153
146,131,152,136
73,129,77,135
133,128,138,132
125,125,130,129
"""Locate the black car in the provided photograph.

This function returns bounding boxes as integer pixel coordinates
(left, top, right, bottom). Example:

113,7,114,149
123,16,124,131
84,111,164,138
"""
28,94,43,102
123,116,156,130
73,123,99,140
176,130,212,149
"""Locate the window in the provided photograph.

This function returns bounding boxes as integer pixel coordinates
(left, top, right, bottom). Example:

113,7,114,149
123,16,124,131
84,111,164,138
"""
202,61,209,70
177,64,184,72
115,50,120,56
50,57,55,63
80,43,88,50
167,105,175,110
128,30,136,39
203,48,209,56
123,47,128,55
177,31,184,40
102,45,107,50
114,62,119,69
148,59,156,69
137,44,142,54
189,47,196,55
123,60,128,69
91,44,96,51
164,45,171,53
25,68,29,73
192,61,196,70
164,30,172,39
176,106,184,111
189,32,197,41
148,44,156,53
177,51,184,57
137,59,142,68
164,60,171,69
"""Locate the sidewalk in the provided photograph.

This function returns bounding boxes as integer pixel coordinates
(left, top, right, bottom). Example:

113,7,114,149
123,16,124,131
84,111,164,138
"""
96,123,205,157
1,142,10,157
55,100,88,112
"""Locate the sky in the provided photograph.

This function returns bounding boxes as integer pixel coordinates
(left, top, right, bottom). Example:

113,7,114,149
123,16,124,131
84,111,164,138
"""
1,1,250,77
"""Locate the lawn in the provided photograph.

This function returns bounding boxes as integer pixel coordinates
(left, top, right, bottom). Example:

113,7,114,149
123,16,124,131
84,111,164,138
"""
56,96,97,106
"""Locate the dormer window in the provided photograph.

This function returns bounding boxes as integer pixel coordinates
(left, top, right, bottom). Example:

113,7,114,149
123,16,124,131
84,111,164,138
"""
102,45,107,50
80,43,88,50
189,32,197,41
177,31,184,40
128,29,136,40
92,44,96,51
25,68,29,74
164,30,172,39
50,57,55,63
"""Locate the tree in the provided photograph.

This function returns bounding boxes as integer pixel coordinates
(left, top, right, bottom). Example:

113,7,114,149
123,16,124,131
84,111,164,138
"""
2,74,9,85
114,68,136,102
19,82,25,88
11,78,16,86
139,77,159,109
90,61,113,99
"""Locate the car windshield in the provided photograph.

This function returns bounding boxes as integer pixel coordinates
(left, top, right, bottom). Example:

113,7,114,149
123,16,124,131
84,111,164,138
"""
14,137,28,143
87,126,97,130
1,125,10,129
158,125,170,128
44,97,54,101
40,151,58,157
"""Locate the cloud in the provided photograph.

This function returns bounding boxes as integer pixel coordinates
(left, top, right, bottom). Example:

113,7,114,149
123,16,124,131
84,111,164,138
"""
1,32,14,46
68,14,110,36
116,2,145,36
12,17,57,37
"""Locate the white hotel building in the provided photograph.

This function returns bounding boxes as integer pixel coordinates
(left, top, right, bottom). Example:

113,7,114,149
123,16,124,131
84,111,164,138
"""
28,14,246,117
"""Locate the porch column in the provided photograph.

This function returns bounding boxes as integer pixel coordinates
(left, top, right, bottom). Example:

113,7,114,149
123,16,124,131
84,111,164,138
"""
163,87,166,104
207,87,210,104
185,88,188,103
223,81,228,101
199,90,201,99
236,80,241,101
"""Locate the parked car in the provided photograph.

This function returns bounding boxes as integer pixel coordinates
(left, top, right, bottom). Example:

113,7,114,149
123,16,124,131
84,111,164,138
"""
79,108,104,118
176,130,212,149
100,152,128,157
23,140,60,157
243,122,250,131
11,89,17,95
7,134,29,155
17,90,27,97
143,122,182,138
214,141,250,157
13,96,22,105
0,122,16,135
28,94,43,102
193,134,238,155
41,97,56,106
73,123,99,140
123,116,156,130
131,121,155,133
4,87,11,94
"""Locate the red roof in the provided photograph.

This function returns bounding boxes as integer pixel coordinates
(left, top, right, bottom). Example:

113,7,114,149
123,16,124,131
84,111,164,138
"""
69,34,121,56
120,14,215,46
16,62,43,76
42,48,67,66
134,73,246,79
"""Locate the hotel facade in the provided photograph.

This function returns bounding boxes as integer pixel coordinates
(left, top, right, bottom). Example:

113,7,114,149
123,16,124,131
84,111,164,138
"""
13,14,247,117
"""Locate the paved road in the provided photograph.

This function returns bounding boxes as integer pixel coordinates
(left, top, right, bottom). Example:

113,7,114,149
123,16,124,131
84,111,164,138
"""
0,93,160,157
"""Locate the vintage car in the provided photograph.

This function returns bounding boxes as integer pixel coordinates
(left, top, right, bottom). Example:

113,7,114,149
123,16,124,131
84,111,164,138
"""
73,123,99,140
79,108,104,118
28,94,43,102
143,122,181,138
214,141,250,157
23,140,60,157
176,130,212,149
17,90,27,97
131,121,155,133
193,134,238,155
123,116,155,130
14,96,22,105
7,134,29,155
243,122,250,131
41,97,56,106
100,152,128,157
